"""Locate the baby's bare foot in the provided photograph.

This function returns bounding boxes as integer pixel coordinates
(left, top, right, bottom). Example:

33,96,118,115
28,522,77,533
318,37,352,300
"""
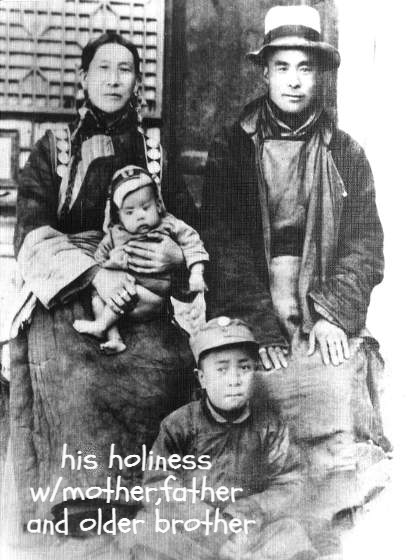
100,340,127,355
73,320,105,339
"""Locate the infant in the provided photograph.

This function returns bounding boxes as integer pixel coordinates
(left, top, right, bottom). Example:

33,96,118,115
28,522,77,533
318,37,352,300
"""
73,165,208,354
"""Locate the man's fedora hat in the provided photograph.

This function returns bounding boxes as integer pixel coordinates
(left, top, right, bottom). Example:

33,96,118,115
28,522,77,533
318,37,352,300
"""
247,5,340,70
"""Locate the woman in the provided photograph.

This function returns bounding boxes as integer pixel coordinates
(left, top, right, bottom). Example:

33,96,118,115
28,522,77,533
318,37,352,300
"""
10,32,196,530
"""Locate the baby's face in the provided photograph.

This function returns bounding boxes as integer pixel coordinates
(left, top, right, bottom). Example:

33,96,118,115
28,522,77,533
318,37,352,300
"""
119,185,161,234
198,346,256,412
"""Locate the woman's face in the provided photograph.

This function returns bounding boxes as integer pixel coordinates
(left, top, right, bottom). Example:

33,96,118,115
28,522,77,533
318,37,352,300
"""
81,43,138,113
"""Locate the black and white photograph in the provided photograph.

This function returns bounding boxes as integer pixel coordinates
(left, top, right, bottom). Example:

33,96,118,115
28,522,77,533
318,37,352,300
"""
0,1,406,559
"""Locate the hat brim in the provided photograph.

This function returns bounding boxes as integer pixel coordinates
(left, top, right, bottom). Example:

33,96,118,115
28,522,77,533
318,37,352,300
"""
247,37,340,70
113,175,154,208
196,340,259,364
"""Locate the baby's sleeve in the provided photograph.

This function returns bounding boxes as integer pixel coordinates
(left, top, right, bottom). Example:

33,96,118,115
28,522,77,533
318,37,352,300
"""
164,214,209,270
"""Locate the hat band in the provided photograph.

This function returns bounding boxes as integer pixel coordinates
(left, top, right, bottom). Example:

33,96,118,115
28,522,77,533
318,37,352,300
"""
263,25,320,46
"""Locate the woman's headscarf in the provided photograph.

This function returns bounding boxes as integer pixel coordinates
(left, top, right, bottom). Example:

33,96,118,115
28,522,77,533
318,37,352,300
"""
58,92,145,223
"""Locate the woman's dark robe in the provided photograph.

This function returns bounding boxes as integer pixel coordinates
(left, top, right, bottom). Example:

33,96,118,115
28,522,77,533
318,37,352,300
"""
10,109,196,523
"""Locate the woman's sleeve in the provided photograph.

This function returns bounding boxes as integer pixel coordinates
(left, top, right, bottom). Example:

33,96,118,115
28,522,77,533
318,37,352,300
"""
14,133,58,251
14,133,98,308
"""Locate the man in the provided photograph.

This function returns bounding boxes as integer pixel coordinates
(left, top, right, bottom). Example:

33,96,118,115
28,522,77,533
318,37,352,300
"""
201,5,384,373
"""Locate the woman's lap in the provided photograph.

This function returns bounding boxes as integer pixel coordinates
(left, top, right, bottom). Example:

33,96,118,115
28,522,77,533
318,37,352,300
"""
10,294,194,522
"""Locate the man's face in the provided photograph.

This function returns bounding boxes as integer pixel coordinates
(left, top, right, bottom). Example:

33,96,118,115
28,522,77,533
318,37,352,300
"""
119,185,161,234
198,346,256,412
263,49,318,114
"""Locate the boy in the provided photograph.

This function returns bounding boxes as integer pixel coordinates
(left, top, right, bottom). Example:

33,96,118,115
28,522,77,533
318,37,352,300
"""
73,165,208,353
137,317,316,560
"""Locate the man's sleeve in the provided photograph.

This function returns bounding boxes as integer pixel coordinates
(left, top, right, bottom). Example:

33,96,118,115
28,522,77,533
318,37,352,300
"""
309,135,384,335
201,125,287,348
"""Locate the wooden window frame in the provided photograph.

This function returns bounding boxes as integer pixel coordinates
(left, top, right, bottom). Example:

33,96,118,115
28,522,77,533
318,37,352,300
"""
0,129,20,189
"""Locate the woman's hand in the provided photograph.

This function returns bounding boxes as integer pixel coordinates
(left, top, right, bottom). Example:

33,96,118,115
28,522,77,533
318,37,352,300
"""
259,346,289,370
123,232,183,274
92,269,138,314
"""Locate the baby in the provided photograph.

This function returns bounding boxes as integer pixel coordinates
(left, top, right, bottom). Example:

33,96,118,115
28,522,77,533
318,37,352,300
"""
73,165,208,353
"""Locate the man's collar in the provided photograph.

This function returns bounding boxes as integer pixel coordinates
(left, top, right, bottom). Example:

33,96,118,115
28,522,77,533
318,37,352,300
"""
240,97,265,136
205,398,251,424
240,95,333,145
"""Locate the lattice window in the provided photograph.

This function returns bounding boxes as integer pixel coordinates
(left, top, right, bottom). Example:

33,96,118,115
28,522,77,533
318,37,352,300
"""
0,0,165,118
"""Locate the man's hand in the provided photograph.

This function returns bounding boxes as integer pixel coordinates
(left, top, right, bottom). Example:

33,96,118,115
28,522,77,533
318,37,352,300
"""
308,318,350,366
259,346,289,370
123,232,183,274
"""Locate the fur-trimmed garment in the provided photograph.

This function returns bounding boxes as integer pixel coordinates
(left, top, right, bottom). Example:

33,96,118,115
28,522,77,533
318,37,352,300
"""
10,103,197,523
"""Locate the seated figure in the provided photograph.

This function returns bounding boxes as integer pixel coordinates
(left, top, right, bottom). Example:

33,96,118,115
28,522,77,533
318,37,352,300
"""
120,317,317,560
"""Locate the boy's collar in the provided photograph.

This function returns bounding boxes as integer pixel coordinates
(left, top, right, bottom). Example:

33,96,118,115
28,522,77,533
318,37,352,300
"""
204,397,251,424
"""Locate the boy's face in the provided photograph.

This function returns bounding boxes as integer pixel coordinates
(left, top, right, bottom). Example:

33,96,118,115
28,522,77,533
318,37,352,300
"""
263,48,318,114
118,184,161,234
198,346,256,412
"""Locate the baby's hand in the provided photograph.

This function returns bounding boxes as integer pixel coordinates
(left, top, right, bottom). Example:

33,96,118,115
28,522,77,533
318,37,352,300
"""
189,272,206,293
103,247,128,270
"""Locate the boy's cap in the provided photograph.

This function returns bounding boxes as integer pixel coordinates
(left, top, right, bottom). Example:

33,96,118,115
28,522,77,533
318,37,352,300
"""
190,317,259,363
111,165,155,208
